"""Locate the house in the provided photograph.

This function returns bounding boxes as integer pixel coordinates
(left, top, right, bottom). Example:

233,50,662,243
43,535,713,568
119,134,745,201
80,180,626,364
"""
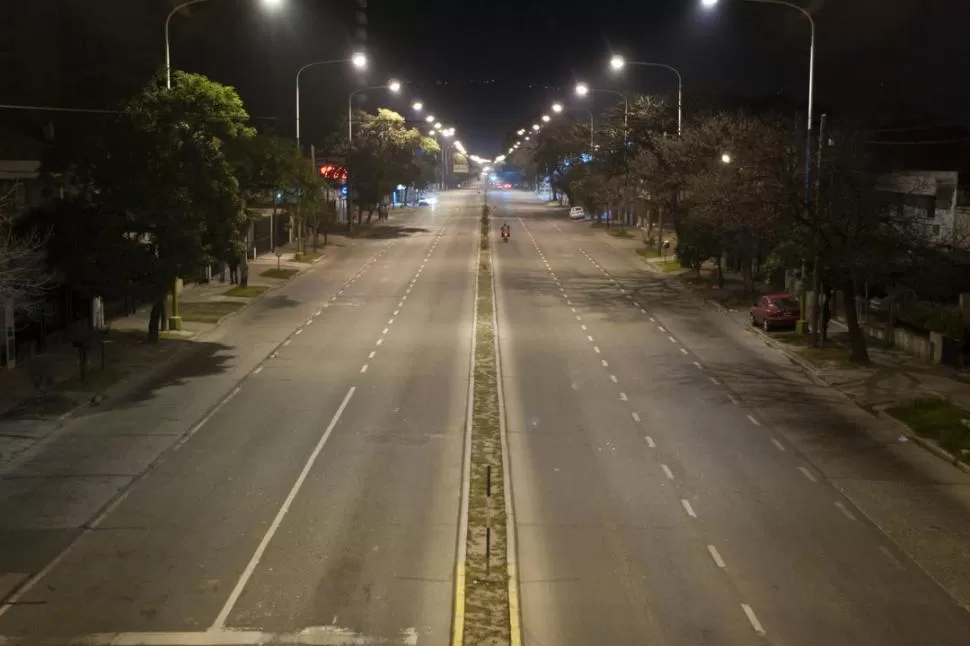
877,170,970,248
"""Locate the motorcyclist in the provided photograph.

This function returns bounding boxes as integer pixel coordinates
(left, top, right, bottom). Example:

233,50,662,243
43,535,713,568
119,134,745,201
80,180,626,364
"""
501,223,510,239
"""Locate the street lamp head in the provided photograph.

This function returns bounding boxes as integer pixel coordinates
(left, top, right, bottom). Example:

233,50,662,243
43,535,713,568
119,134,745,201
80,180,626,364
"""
552,102,563,113
428,130,436,136
721,152,732,164
517,129,525,135
351,52,367,69
524,136,530,141
575,82,589,97
701,0,718,7
412,101,423,111
388,79,402,93
425,115,434,123
261,0,283,9
442,129,453,138
609,54,626,71
434,122,443,129
541,114,550,122
532,124,540,131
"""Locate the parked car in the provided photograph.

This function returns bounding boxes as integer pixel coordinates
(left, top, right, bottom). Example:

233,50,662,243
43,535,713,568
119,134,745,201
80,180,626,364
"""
750,293,801,331
417,195,438,206
569,206,586,220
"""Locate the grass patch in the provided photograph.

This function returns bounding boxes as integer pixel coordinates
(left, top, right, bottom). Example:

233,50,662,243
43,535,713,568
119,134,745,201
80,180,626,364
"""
223,285,268,298
609,228,634,238
463,216,512,645
636,246,661,258
657,259,683,273
887,397,970,460
260,268,299,280
293,250,323,263
57,366,127,394
4,393,80,419
179,301,245,323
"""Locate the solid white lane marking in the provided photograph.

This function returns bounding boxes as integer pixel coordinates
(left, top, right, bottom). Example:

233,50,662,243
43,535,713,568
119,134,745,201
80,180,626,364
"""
283,339,291,346
601,360,609,367
360,364,368,373
368,351,376,359
708,545,727,568
668,336,677,344
680,348,688,355
212,387,357,629
295,329,303,336
709,377,720,385
681,499,697,518
16,629,421,646
593,346,601,353
632,412,641,422
252,366,263,375
610,375,618,383
771,438,786,452
661,464,674,480
798,466,818,483
746,414,761,426
741,604,766,635
619,392,628,401
835,501,857,521
382,328,389,335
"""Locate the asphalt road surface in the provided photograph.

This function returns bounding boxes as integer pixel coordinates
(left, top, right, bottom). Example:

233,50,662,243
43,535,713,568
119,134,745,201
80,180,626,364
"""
491,190,970,646
0,191,479,645
3,187,970,646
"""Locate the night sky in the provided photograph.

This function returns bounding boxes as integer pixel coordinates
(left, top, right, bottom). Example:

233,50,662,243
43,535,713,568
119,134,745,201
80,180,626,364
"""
6,0,970,158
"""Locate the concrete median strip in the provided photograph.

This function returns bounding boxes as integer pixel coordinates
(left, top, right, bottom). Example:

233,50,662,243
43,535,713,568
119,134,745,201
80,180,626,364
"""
454,209,518,646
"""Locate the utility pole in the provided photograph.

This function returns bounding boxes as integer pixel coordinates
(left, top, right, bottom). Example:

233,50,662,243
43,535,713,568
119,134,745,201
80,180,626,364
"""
809,113,827,347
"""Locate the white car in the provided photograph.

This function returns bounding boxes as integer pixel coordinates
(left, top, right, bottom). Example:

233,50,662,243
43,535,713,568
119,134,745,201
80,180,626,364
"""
569,206,586,220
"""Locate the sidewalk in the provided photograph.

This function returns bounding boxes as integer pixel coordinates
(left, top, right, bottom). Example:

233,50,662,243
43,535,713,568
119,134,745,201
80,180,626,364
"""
0,246,325,466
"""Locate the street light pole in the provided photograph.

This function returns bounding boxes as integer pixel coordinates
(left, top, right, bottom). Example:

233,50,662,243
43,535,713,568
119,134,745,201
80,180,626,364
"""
296,58,353,152
164,0,210,90
623,60,683,136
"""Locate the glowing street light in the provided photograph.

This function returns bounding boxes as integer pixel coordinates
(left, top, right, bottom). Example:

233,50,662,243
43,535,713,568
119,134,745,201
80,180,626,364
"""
388,79,402,93
541,114,550,122
434,122,443,129
524,136,530,141
411,101,423,111
425,115,434,123
610,54,626,71
531,124,540,131
517,129,526,135
701,0,718,6
351,51,367,69
575,82,589,96
721,153,732,164
552,102,563,113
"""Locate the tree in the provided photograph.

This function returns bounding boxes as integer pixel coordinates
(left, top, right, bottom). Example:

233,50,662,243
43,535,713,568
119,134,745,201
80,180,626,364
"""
61,71,254,340
0,187,47,315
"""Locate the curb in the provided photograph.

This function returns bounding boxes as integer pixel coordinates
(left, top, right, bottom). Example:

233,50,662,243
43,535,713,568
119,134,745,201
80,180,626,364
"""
874,407,970,475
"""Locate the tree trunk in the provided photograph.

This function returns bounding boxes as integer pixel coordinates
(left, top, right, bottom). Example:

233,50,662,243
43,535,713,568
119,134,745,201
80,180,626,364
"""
740,255,753,294
715,254,724,289
809,254,822,348
148,299,164,342
840,275,870,364
366,209,373,223
656,203,665,255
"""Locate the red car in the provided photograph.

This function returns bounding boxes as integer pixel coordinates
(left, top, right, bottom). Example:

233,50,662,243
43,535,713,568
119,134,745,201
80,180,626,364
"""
750,293,801,331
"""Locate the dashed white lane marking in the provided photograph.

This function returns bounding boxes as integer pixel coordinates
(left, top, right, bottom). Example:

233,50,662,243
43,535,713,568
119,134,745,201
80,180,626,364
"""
693,361,703,369
679,348,688,355
879,545,906,570
707,545,727,569
252,366,263,375
709,377,720,385
798,466,818,483
771,438,786,452
295,329,303,336
368,351,376,359
649,316,655,322
610,375,618,383
835,501,857,521
406,288,412,294
668,336,677,344
388,318,395,325
601,360,609,367
681,499,697,518
728,394,738,404
632,412,641,422
360,364,368,373
741,604,766,635
315,309,322,316
283,340,291,347
212,386,356,629
376,338,383,346
581,324,587,331
587,335,594,342
640,308,647,314
746,414,761,426
571,307,577,313
382,328,389,335
660,464,675,480
566,300,572,306
337,289,343,295
393,309,399,316
619,392,628,401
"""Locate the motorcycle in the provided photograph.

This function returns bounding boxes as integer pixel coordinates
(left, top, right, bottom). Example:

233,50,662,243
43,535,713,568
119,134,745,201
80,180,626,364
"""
501,230,510,243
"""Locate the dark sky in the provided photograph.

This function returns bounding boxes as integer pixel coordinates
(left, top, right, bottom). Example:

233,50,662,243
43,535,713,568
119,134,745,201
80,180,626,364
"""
5,0,970,158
